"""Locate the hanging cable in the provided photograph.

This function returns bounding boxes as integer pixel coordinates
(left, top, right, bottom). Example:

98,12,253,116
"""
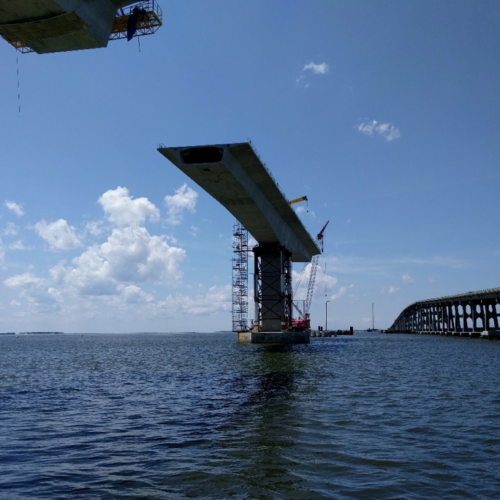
16,51,21,117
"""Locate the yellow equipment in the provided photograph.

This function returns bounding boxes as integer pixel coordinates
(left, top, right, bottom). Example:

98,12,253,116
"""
289,196,308,206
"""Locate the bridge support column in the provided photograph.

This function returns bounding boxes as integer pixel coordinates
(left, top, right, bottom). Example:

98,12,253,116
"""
253,243,292,332
238,243,308,343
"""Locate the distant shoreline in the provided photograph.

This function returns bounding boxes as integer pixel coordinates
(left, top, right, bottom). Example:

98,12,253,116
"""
18,332,64,335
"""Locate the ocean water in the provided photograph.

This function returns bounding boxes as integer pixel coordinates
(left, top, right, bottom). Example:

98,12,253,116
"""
1,332,499,500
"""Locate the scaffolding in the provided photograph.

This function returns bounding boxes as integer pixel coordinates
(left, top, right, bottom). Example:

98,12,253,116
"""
232,221,249,332
1,0,162,53
109,0,162,41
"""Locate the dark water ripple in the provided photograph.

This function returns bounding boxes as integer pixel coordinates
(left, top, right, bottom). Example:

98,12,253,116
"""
1,333,500,499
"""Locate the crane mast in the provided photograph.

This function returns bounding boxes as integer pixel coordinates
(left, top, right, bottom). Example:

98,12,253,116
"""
292,220,329,329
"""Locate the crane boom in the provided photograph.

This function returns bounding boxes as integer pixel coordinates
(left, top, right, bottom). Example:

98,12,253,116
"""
292,220,329,329
289,195,308,205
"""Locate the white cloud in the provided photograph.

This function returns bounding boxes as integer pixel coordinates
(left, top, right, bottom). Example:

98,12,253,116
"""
59,226,186,296
293,264,337,301
34,219,82,250
4,222,19,236
402,273,415,284
156,284,232,316
8,240,27,250
303,62,329,75
5,201,25,217
85,220,105,237
4,272,62,312
357,120,401,142
119,285,154,304
330,284,354,301
296,206,316,218
164,184,198,225
99,187,159,227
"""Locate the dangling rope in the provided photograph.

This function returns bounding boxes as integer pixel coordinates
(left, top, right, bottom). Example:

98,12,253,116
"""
137,36,141,52
16,51,21,117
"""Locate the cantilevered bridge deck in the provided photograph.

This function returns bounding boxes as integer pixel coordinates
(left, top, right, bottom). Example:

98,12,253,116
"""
386,287,500,339
159,142,321,338
158,142,320,262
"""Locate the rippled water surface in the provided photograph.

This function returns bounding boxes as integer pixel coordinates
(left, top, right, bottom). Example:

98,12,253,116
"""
1,332,500,499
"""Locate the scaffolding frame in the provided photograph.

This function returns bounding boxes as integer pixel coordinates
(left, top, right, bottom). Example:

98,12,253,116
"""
109,0,163,40
253,244,292,331
232,221,249,332
1,0,162,53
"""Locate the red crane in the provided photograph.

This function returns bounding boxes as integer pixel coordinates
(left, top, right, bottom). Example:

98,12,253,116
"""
292,220,329,329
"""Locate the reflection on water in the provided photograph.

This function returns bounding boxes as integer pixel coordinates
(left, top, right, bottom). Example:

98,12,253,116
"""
1,333,499,499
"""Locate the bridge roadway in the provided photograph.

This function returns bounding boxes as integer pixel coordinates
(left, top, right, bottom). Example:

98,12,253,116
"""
158,142,320,339
386,287,500,339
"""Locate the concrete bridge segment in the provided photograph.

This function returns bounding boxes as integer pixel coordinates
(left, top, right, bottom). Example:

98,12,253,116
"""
158,143,320,262
158,142,321,337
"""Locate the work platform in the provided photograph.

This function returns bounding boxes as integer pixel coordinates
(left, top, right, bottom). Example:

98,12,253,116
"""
238,331,310,344
0,1,162,53
159,142,321,342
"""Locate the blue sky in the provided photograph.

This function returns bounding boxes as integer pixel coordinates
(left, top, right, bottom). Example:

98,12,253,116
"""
1,0,499,333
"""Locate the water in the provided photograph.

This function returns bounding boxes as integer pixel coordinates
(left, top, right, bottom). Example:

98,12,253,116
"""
1,332,499,500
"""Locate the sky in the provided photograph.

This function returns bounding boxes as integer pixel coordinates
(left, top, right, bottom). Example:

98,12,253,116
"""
1,0,499,333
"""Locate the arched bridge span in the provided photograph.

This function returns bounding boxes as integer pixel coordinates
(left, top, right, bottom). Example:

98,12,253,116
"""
387,287,500,339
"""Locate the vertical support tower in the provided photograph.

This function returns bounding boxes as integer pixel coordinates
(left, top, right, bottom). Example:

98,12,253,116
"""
232,221,249,332
253,243,292,332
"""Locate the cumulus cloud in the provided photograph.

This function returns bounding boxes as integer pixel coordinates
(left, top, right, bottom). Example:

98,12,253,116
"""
402,274,415,284
34,219,82,250
296,206,316,218
4,222,19,236
357,120,401,142
8,240,27,250
303,62,329,74
58,226,186,296
85,220,104,237
164,184,198,225
381,285,400,294
99,187,159,227
293,264,338,302
330,284,354,301
5,201,25,217
156,284,232,316
297,61,329,86
119,285,154,304
4,272,62,312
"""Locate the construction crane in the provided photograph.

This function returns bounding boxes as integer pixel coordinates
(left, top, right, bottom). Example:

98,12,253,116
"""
292,220,329,330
